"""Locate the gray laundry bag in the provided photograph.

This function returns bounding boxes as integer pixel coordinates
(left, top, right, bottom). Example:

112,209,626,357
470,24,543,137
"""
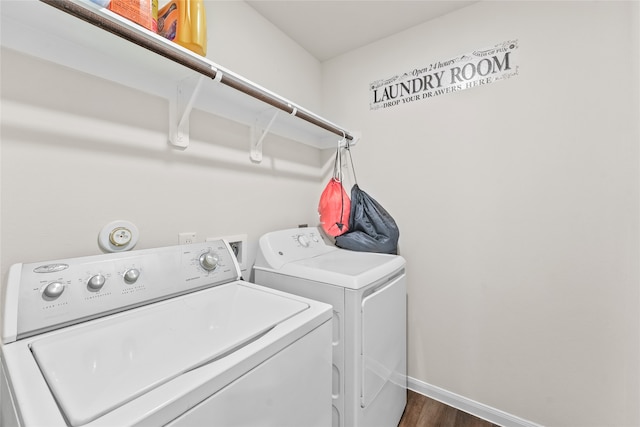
335,184,399,255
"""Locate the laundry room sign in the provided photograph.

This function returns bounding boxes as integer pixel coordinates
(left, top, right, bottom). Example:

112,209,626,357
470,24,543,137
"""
369,39,519,110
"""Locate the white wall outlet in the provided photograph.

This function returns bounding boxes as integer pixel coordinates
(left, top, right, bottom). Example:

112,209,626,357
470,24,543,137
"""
206,234,248,272
179,232,197,244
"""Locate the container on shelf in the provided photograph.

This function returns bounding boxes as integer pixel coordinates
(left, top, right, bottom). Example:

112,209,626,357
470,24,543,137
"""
109,0,158,32
157,0,207,56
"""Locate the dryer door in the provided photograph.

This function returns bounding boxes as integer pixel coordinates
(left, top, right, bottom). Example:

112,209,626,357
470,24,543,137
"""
360,271,406,408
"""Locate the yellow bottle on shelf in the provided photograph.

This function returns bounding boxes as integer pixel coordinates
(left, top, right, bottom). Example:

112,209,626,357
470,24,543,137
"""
157,0,207,56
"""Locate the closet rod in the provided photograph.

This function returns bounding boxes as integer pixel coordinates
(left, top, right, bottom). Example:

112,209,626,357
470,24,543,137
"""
40,0,355,142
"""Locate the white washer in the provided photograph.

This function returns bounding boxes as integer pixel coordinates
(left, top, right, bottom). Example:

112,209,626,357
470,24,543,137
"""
1,240,332,426
253,227,407,427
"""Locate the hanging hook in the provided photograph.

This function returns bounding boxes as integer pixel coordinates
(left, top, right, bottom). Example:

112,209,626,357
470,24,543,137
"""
342,131,351,151
338,130,347,148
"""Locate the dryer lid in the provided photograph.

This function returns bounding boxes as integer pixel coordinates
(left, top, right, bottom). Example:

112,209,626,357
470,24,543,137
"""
279,250,405,289
30,282,308,427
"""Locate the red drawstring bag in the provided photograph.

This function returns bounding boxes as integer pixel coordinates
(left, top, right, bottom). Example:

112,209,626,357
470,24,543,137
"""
318,146,351,236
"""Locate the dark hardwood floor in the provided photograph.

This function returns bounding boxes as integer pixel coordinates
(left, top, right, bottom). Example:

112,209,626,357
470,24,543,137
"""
398,390,500,427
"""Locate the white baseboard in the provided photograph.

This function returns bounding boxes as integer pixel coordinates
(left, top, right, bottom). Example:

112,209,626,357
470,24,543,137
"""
407,377,545,427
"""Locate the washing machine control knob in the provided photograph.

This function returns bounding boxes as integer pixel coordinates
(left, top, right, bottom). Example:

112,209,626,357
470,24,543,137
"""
124,268,140,284
43,281,65,299
296,234,310,247
87,274,106,290
199,251,219,271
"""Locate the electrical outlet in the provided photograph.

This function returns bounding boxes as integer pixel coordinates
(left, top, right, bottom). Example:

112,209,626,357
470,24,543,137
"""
179,232,197,244
206,234,248,271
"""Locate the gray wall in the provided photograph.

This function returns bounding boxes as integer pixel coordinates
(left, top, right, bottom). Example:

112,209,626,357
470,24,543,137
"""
322,1,639,426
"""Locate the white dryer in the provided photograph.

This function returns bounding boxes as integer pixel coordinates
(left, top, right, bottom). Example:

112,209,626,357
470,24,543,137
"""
1,240,332,426
253,227,407,427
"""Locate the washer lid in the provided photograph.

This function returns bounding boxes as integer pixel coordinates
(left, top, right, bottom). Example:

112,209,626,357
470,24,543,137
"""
279,250,405,289
30,282,308,427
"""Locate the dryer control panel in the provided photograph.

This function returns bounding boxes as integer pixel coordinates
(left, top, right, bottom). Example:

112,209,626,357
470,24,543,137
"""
255,227,336,270
3,241,241,343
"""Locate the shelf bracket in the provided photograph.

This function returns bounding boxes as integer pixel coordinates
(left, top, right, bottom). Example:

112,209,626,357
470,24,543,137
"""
250,110,279,162
169,75,205,149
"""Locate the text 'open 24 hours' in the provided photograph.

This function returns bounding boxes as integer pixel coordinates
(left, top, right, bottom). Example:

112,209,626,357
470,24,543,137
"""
369,40,519,110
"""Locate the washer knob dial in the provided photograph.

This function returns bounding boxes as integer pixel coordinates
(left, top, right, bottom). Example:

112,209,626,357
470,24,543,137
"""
199,251,220,271
87,274,106,290
43,281,65,299
124,268,140,284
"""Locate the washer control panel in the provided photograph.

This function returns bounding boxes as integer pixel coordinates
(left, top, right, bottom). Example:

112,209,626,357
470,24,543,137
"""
7,240,241,342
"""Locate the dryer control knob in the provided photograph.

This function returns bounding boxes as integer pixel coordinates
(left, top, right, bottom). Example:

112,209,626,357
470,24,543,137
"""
43,281,65,299
124,268,140,284
87,274,106,290
296,234,310,247
199,251,219,271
